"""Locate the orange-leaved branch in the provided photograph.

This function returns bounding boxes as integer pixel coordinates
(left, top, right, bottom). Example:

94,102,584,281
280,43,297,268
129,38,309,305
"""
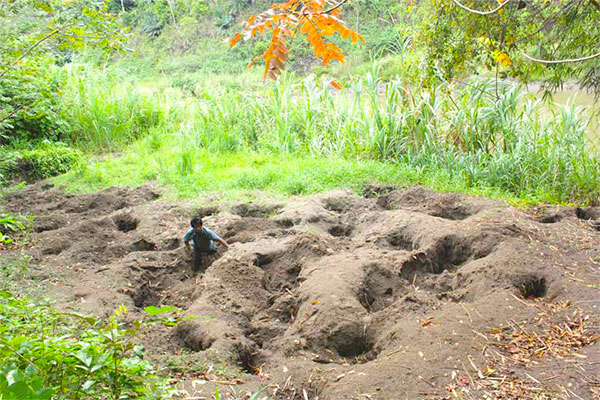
229,0,363,80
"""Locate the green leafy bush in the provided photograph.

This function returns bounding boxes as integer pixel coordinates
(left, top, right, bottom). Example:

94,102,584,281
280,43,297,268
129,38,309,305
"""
0,212,30,247
0,296,170,399
0,59,68,143
0,142,82,183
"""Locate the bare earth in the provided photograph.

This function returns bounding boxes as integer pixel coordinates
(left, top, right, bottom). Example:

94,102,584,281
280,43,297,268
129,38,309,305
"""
2,183,599,399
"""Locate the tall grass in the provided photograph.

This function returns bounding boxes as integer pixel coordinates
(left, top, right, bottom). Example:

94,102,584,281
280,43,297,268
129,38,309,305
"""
58,65,600,203
60,67,167,152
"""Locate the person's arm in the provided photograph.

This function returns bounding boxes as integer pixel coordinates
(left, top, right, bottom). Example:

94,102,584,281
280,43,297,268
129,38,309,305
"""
217,237,230,249
207,228,229,250
183,228,193,251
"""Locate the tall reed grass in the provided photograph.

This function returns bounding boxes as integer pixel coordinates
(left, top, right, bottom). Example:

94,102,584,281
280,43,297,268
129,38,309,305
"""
59,66,600,202
60,67,167,152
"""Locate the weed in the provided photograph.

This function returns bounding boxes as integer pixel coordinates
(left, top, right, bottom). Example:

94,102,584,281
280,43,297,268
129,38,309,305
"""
0,254,30,291
0,213,31,247
54,66,599,204
0,296,172,399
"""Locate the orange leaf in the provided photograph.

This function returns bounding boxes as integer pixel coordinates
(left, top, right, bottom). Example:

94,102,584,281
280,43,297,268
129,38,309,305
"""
330,80,342,90
229,32,242,47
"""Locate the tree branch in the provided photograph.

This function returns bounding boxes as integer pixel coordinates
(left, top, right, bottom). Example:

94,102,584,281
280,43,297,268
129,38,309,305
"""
0,24,73,78
522,50,600,64
451,0,512,15
323,0,348,14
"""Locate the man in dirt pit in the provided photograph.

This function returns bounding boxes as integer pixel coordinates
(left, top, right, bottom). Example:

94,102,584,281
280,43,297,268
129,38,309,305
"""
184,216,229,272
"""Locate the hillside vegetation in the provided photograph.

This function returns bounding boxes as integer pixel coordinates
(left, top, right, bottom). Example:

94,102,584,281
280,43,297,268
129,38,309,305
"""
1,0,599,204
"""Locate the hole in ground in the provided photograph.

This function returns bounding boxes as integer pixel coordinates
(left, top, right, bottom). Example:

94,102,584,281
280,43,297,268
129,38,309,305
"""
536,213,563,224
132,282,163,308
327,323,377,362
193,206,219,218
231,203,281,218
234,343,261,375
276,218,294,228
430,202,476,221
328,224,353,237
174,322,214,352
362,184,395,198
262,262,301,292
377,228,416,251
130,239,157,252
113,214,138,232
513,274,547,299
359,265,405,312
253,252,275,268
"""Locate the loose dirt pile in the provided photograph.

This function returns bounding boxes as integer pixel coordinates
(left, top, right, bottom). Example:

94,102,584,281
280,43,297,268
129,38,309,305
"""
2,183,599,399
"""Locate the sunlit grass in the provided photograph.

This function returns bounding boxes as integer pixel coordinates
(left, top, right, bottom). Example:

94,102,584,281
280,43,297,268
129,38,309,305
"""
54,64,600,204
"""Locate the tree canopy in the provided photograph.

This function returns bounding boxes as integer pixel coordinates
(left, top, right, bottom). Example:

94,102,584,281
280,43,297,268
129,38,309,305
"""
231,0,600,93
0,0,127,140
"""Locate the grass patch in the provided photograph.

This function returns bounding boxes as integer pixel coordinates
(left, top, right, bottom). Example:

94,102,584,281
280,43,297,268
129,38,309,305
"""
55,150,530,204
0,142,81,184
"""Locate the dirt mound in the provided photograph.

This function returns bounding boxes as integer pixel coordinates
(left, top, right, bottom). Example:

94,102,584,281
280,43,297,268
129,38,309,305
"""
376,186,499,220
2,184,599,399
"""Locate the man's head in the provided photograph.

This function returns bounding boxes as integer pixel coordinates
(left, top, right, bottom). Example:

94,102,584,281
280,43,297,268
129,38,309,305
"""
190,216,203,233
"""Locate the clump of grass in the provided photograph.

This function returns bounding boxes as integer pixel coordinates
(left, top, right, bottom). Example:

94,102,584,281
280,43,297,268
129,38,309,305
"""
0,142,81,184
60,67,166,152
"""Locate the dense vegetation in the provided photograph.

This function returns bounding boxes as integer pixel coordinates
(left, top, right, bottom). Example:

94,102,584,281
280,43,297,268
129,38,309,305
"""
2,0,598,203
1,1,599,397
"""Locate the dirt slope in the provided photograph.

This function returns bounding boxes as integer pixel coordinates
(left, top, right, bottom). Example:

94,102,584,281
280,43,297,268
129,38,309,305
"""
2,184,599,399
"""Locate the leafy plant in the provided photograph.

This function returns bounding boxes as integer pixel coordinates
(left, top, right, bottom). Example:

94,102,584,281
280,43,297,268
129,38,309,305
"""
0,213,30,247
0,0,128,143
143,305,200,326
230,0,364,80
0,142,82,184
0,295,171,399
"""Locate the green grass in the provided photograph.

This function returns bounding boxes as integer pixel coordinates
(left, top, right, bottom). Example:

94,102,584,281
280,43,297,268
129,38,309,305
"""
50,63,600,204
54,150,538,204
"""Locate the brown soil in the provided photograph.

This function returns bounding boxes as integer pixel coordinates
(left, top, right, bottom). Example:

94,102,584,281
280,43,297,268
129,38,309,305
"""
2,183,599,399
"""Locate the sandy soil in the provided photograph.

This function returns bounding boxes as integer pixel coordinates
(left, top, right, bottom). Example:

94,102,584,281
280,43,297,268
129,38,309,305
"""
2,183,599,400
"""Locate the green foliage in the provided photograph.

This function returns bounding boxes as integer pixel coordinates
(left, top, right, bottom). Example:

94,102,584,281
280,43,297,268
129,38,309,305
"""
420,0,600,94
0,0,128,142
0,254,30,291
55,66,600,203
60,68,165,152
0,142,82,183
0,60,68,142
0,213,31,247
0,296,170,399
143,305,200,326
367,27,408,57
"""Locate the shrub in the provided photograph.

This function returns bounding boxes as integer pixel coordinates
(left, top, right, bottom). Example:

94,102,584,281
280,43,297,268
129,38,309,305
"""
0,60,68,143
0,142,82,184
0,295,170,399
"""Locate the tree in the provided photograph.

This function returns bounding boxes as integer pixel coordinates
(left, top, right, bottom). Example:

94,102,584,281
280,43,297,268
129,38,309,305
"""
230,0,600,94
0,0,128,141
229,0,363,83
421,0,600,93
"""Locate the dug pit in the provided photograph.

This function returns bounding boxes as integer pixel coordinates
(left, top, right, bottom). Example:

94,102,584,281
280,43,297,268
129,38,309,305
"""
3,183,599,400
